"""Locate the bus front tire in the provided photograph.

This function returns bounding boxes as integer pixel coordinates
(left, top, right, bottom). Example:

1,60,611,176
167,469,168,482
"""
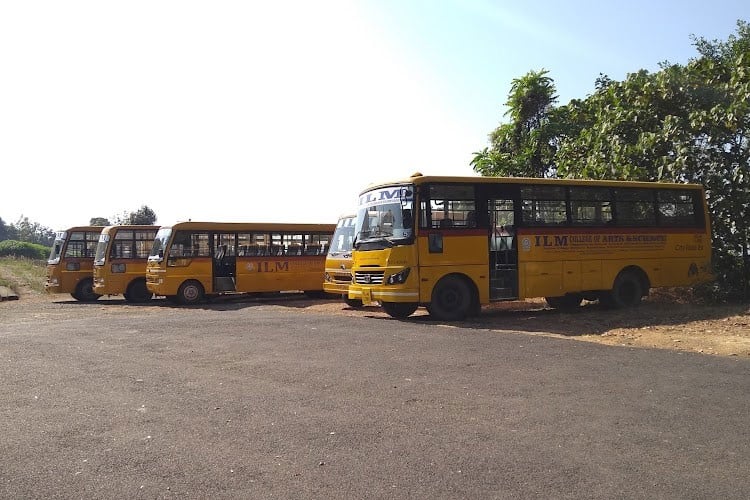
124,278,153,303
72,278,101,302
602,271,643,308
344,297,363,308
382,301,418,319
177,280,205,305
545,294,583,310
427,275,472,321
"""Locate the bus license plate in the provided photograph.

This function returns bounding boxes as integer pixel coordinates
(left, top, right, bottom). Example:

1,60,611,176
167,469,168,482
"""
362,287,373,305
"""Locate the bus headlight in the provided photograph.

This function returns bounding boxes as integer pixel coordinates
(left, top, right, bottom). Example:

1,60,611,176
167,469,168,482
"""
386,268,410,285
324,272,331,282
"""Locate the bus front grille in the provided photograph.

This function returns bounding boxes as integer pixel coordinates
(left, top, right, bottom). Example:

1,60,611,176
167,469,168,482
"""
354,271,385,285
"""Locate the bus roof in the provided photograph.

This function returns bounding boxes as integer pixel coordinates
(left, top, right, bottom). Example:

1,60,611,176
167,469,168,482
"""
360,172,705,195
100,224,159,234
158,222,337,232
55,226,105,233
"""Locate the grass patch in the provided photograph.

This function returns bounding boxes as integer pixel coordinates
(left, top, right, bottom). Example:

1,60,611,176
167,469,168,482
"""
0,256,47,294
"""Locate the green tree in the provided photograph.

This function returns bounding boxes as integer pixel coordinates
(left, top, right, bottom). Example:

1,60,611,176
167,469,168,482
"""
115,205,157,225
8,216,55,246
553,20,750,299
472,69,559,177
474,20,750,300
0,217,8,241
89,217,112,226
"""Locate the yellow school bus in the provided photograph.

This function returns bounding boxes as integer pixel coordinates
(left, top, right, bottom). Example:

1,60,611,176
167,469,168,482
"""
323,214,361,307
146,221,335,304
45,226,104,301
348,173,713,320
93,225,159,302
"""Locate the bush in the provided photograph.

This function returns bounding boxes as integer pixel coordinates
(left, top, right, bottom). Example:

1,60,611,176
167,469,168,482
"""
0,240,50,260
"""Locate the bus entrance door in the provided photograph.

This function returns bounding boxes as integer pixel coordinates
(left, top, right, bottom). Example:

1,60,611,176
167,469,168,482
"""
212,234,237,292
489,199,518,300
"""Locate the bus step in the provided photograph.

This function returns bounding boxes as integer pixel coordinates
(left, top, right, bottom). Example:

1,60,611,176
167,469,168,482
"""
490,287,516,300
213,277,236,292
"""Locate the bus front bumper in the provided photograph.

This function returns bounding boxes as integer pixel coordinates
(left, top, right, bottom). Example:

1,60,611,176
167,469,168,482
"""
348,284,419,305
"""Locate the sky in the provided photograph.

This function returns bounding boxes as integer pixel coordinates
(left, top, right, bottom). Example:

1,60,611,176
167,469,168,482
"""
1,0,747,230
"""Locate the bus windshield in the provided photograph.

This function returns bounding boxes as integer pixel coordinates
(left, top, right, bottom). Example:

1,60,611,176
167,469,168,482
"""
328,217,355,256
148,227,173,261
94,233,111,265
47,231,67,264
354,185,413,247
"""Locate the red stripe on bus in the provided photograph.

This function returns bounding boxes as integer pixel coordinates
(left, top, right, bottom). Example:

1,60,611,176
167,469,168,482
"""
515,226,706,235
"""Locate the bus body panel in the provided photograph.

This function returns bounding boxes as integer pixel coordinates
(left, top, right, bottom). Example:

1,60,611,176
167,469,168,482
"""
147,257,212,296
323,254,353,296
349,174,713,319
93,225,158,297
44,226,103,296
145,222,335,300
323,215,356,297
236,256,327,293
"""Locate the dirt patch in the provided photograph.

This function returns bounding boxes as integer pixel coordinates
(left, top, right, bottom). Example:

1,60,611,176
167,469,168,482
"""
301,290,750,358
4,287,749,358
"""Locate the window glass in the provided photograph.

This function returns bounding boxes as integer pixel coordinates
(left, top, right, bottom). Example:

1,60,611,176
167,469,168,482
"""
282,233,304,255
134,230,157,258
305,233,330,255
422,184,476,229
64,231,99,258
214,233,236,257
658,190,697,226
570,187,612,225
614,189,656,226
270,233,285,256
328,218,355,254
170,231,210,257
521,186,567,226
238,232,271,256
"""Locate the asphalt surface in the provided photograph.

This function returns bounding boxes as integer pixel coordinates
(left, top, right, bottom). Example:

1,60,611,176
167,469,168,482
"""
1,297,749,499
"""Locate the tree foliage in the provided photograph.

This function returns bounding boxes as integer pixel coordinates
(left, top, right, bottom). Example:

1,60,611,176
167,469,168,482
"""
0,216,55,246
114,205,158,225
89,217,112,226
474,20,750,300
472,69,559,177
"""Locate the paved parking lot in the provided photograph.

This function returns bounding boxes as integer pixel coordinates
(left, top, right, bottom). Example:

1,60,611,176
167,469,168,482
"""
1,296,750,499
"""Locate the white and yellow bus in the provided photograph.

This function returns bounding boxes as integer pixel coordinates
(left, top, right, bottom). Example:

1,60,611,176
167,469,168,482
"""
45,226,104,301
93,225,159,302
323,214,361,307
348,173,713,320
146,221,335,304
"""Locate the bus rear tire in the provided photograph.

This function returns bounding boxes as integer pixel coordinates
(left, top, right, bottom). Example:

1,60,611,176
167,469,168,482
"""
177,280,205,305
382,301,418,319
545,293,583,310
602,271,644,308
427,275,472,321
124,278,152,303
72,278,101,302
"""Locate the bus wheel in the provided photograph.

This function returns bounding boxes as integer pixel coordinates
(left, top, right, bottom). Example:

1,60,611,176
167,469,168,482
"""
545,294,583,310
344,297,363,308
124,278,153,303
177,280,205,305
604,271,643,308
72,278,101,302
427,275,471,321
382,301,418,319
